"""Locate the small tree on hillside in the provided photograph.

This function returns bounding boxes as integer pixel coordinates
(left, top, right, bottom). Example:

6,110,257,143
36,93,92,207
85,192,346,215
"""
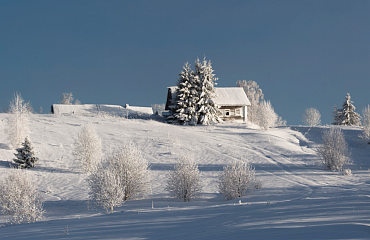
60,92,74,105
302,107,321,127
13,137,39,169
165,156,202,202
236,80,264,124
256,100,277,131
74,123,102,173
218,161,261,200
316,127,350,171
7,92,30,148
360,105,370,143
0,170,44,224
332,93,361,126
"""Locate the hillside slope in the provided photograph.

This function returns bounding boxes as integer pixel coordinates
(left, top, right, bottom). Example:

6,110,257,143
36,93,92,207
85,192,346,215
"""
0,113,370,239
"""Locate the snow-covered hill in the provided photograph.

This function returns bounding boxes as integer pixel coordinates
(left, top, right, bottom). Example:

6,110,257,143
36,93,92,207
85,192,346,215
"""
0,113,370,239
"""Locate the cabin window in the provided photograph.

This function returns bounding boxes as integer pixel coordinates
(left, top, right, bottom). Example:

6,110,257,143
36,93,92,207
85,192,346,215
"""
235,109,241,116
224,109,230,116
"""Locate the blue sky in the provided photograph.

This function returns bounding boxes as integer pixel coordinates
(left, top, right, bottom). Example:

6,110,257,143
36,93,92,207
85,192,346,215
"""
1,0,369,125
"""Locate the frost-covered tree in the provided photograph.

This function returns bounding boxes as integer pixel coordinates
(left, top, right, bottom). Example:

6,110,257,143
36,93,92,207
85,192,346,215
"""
218,161,261,200
173,62,199,125
236,80,264,124
302,107,321,127
74,123,102,173
316,127,350,171
88,143,151,213
7,92,30,148
195,58,222,125
13,137,39,169
332,93,361,126
0,170,44,224
165,156,202,202
60,92,74,105
360,105,370,143
256,100,277,131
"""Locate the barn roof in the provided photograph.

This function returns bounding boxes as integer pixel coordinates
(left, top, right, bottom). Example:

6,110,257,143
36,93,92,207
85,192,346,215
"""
166,86,250,107
214,87,251,106
52,104,153,115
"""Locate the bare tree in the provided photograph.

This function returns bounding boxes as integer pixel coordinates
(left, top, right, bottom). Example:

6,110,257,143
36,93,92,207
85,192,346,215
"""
0,170,44,224
360,105,370,143
60,92,74,105
236,80,264,124
316,127,350,171
256,100,277,131
165,156,202,202
88,143,151,213
74,123,102,173
218,161,261,200
6,92,30,148
302,107,321,127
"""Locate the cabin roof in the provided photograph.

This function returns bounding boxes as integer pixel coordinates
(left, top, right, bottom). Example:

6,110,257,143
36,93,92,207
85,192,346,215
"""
214,87,251,106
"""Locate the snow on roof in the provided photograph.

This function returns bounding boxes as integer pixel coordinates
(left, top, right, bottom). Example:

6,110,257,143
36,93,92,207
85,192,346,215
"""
52,104,153,116
214,87,251,106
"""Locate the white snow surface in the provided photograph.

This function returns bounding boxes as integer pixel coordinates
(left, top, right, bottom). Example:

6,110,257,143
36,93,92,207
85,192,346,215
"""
0,113,370,239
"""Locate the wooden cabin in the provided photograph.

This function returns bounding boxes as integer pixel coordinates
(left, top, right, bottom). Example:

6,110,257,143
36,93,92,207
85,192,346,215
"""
164,87,251,122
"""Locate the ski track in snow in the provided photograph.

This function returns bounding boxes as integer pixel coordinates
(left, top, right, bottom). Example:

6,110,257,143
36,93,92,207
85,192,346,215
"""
1,114,370,239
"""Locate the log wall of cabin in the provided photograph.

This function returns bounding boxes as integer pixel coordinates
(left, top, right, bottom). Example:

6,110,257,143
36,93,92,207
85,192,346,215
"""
218,106,245,121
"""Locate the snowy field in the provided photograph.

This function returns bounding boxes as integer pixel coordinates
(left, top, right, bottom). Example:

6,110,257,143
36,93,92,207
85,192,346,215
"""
1,113,370,239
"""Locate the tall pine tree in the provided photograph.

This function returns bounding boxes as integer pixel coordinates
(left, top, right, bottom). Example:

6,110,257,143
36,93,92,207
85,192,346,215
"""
332,93,361,126
194,58,222,125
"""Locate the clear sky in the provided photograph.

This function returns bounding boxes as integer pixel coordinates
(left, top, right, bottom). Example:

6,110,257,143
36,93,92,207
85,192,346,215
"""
1,0,369,125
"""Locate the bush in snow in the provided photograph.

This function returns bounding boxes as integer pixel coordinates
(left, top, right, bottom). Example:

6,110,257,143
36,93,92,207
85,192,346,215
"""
236,80,264,124
302,107,321,127
165,156,202,202
60,92,80,105
343,168,352,176
13,137,39,169
74,123,102,173
360,105,370,144
6,92,30,148
256,100,277,131
316,127,350,171
0,170,44,224
218,161,261,200
332,93,361,126
88,143,151,213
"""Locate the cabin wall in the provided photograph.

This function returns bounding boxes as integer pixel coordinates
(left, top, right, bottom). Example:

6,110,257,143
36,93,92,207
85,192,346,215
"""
218,106,246,121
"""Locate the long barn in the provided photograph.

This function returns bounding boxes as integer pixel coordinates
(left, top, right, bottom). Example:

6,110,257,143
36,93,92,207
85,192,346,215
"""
165,87,251,122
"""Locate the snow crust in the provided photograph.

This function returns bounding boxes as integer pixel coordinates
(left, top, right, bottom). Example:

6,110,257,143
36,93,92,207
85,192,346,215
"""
0,113,370,239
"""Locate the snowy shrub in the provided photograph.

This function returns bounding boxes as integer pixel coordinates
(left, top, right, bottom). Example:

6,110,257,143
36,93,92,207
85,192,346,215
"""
316,127,350,171
60,92,74,105
74,123,102,173
302,107,321,127
0,170,44,224
14,137,39,168
6,92,30,148
343,168,352,176
165,156,202,202
256,100,277,131
88,143,151,213
218,161,260,200
360,105,370,144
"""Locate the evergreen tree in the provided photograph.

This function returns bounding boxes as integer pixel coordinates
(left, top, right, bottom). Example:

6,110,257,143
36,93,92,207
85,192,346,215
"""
194,58,222,125
332,93,361,126
13,137,38,168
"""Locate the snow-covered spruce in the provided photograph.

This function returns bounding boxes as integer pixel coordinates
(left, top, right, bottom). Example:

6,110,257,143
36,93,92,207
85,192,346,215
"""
7,92,30,149
302,107,321,127
218,161,261,200
332,93,361,126
316,127,350,171
0,169,44,225
88,143,151,213
13,137,38,169
165,156,202,202
74,123,102,173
